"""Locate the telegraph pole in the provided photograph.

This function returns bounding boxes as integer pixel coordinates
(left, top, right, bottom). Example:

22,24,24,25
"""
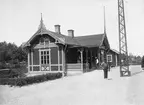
118,0,131,76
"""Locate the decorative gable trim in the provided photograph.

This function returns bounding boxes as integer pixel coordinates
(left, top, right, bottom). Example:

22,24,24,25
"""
34,43,58,49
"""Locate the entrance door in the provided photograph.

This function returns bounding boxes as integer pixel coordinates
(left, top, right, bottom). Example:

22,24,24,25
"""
40,49,51,71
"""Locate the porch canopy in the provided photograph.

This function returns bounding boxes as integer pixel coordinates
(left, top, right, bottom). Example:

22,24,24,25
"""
65,33,110,72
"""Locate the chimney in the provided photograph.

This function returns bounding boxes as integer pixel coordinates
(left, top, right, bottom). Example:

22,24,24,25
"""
68,29,74,38
54,25,61,34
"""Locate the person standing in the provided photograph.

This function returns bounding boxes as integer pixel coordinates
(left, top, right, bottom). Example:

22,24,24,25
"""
108,62,111,79
95,57,99,69
101,61,109,79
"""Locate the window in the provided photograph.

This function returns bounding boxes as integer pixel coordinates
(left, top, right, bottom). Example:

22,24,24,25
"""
41,50,49,64
107,54,112,62
39,37,50,45
45,38,49,45
40,37,44,45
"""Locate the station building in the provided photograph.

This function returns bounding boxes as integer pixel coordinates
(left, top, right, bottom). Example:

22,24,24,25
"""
24,17,119,76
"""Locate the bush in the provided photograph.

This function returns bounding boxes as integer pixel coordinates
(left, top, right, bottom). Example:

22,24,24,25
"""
0,73,62,87
0,62,7,69
0,69,22,78
141,56,144,68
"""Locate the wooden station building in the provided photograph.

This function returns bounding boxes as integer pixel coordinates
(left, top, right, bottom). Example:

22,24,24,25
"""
24,17,119,76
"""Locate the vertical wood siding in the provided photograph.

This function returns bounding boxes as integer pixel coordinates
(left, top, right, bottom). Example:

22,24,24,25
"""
112,53,116,66
33,49,39,65
59,48,62,64
51,47,58,64
29,52,32,65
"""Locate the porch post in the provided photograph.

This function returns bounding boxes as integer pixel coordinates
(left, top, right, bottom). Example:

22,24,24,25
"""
49,49,51,71
39,50,41,71
80,48,83,72
115,54,118,66
58,47,60,71
28,52,30,72
31,51,33,71
90,49,92,69
86,48,88,71
98,49,101,67
62,47,65,77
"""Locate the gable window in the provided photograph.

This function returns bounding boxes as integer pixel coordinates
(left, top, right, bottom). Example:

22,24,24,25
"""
41,50,50,65
107,54,112,62
40,37,44,45
39,37,50,45
45,38,49,45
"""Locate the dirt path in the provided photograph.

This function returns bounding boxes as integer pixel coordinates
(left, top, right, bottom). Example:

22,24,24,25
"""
0,66,143,105
126,65,144,105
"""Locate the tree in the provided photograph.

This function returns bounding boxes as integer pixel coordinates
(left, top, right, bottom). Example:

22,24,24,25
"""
141,56,144,68
12,46,27,63
128,53,142,65
0,41,27,67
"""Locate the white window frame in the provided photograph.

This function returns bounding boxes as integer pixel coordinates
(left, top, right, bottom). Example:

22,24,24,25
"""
107,54,112,62
40,49,50,65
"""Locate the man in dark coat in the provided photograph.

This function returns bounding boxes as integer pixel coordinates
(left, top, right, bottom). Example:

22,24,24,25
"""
101,61,109,79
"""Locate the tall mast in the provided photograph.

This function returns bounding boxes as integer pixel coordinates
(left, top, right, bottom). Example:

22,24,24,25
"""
104,6,106,35
118,0,131,76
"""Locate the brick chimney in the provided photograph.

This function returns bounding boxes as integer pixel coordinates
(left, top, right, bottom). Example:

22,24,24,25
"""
68,29,74,38
54,25,61,34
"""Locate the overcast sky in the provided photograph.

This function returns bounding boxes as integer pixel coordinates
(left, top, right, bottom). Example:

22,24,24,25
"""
0,0,144,56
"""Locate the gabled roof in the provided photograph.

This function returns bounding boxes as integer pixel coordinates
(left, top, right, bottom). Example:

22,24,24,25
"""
23,15,81,47
74,34,104,47
110,49,120,54
49,31,81,46
24,17,110,49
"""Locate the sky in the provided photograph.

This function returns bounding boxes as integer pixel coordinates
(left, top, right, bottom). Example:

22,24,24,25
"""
0,0,144,56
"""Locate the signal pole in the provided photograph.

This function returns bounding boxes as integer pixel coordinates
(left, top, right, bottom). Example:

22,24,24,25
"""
118,0,131,76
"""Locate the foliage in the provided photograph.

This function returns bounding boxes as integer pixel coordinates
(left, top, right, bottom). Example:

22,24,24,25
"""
0,41,27,69
0,73,62,87
0,62,7,69
141,56,144,67
12,47,27,62
0,64,27,78
0,42,17,62
128,53,142,65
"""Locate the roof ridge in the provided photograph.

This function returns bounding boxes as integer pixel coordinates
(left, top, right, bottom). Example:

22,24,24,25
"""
75,33,104,38
48,30,67,37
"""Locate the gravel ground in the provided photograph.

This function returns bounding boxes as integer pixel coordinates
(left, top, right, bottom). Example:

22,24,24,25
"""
0,65,143,105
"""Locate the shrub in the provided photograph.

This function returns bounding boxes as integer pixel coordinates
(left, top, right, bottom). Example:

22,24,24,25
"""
0,73,62,87
141,56,144,68
0,63,27,78
0,62,7,69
